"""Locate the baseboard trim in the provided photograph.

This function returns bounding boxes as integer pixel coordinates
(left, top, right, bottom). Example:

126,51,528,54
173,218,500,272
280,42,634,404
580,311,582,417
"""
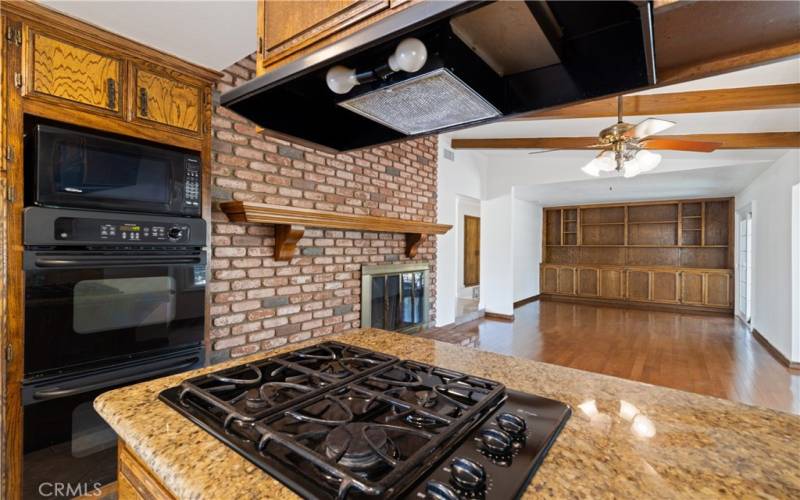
514,295,540,308
751,328,800,370
539,294,734,316
484,311,514,322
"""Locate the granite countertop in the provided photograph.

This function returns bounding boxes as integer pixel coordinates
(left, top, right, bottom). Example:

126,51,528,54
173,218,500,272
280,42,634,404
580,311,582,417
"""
95,328,800,499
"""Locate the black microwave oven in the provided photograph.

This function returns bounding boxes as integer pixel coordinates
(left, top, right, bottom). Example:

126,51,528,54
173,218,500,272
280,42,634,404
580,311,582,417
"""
26,121,201,217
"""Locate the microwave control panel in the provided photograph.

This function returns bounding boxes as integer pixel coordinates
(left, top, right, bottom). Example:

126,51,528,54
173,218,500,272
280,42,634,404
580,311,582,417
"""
54,217,192,243
184,158,201,208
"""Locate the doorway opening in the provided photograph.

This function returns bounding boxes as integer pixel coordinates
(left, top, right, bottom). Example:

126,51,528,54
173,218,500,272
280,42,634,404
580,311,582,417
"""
738,207,753,323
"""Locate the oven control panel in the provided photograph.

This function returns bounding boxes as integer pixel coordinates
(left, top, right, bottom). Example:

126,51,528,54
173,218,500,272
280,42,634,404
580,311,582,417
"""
54,218,192,243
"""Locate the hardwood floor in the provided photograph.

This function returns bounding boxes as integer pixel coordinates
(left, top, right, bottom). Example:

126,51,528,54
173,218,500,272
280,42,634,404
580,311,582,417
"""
420,300,800,415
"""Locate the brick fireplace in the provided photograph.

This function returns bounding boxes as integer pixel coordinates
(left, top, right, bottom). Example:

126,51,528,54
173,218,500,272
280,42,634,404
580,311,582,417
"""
208,55,438,363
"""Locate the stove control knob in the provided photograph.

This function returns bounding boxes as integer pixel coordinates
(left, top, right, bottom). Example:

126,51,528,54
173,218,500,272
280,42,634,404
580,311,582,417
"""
425,480,459,500
478,427,513,455
496,412,527,435
168,227,183,240
450,457,485,492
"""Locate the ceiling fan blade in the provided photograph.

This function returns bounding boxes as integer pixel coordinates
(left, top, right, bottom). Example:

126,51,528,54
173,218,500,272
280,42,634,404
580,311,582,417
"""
623,118,676,139
527,144,606,155
641,138,722,153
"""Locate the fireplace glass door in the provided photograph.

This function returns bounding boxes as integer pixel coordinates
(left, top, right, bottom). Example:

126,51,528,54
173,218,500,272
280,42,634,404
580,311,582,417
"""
363,264,429,332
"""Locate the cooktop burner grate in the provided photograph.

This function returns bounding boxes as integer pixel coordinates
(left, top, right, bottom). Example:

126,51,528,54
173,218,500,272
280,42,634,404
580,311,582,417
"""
159,341,571,499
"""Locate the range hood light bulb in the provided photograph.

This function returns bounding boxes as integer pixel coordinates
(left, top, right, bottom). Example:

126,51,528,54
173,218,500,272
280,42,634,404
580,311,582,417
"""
326,65,359,94
388,37,428,73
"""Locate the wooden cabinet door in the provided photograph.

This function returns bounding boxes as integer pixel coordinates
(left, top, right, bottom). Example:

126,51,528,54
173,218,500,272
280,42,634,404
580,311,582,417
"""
27,30,122,114
463,216,480,287
599,268,624,299
557,267,576,295
577,267,599,296
541,266,557,294
652,271,679,303
627,270,651,301
133,66,201,134
261,0,388,68
680,271,705,305
705,272,731,307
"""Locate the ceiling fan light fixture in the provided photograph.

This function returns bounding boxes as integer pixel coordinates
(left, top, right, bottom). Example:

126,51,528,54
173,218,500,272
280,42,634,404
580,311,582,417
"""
634,149,661,172
581,151,616,177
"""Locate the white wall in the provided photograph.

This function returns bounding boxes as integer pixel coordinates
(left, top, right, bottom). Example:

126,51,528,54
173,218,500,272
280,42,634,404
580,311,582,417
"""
792,183,800,363
735,150,800,363
512,193,541,302
436,139,486,326
480,194,514,315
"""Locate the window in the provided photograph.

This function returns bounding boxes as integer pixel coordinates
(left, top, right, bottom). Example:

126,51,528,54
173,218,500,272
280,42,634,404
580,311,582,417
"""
738,211,752,322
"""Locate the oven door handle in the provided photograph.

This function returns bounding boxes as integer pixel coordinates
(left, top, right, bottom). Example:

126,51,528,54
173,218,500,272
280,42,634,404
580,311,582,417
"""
34,255,203,268
31,356,201,401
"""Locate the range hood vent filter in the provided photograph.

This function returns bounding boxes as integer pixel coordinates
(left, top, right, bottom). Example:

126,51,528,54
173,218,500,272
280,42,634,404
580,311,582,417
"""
338,68,500,135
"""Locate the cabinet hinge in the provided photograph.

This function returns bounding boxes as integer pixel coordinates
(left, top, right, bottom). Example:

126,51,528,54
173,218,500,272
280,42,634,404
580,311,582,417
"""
13,72,22,89
6,345,12,363
6,26,21,46
7,186,16,203
5,145,14,163
258,36,263,54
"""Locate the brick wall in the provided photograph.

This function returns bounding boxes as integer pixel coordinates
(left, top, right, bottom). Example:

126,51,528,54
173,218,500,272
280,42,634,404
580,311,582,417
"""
208,55,438,363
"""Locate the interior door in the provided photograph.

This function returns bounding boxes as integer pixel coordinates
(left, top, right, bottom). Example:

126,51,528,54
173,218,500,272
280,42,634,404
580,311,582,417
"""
464,215,480,287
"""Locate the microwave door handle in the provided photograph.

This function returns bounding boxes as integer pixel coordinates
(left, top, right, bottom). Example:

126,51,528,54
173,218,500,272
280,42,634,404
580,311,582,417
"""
31,356,200,401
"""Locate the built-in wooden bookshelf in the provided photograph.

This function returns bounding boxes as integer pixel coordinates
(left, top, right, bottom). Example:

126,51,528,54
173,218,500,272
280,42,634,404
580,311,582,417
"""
541,197,734,312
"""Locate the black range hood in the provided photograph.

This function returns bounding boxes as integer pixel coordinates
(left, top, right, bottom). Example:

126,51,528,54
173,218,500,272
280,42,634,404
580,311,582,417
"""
221,1,656,152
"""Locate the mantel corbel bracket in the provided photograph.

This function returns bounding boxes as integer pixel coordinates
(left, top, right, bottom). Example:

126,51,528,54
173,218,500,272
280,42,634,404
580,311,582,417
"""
274,224,305,261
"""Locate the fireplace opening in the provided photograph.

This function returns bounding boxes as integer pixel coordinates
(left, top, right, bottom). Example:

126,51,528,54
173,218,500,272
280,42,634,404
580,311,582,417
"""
361,263,430,333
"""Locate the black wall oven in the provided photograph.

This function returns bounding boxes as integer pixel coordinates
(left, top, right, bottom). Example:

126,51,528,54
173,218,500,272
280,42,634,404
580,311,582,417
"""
26,120,201,217
22,206,207,497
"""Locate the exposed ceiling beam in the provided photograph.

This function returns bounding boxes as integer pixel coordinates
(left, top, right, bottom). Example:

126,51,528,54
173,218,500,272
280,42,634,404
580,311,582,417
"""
512,84,800,121
659,39,800,85
450,133,800,150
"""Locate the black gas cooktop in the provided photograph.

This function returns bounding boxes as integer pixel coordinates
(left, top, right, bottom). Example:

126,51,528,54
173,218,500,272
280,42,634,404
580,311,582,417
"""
159,341,571,499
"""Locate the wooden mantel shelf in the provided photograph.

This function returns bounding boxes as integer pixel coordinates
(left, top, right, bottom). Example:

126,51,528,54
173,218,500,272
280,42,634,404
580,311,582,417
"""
219,201,452,260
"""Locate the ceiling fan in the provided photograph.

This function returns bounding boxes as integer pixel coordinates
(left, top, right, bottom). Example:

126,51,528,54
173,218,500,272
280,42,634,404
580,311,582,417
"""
530,96,722,178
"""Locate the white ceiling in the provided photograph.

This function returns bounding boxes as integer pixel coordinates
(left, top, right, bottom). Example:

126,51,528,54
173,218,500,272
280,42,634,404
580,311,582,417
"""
513,163,772,206
41,0,256,70
446,57,800,202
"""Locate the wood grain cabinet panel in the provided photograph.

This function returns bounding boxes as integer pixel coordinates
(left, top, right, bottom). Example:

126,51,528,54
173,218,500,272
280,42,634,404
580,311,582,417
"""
133,67,201,133
705,272,731,307
599,269,624,299
261,0,389,68
578,268,599,296
27,31,121,113
627,270,651,301
652,271,679,303
557,267,576,295
542,266,558,293
681,271,705,305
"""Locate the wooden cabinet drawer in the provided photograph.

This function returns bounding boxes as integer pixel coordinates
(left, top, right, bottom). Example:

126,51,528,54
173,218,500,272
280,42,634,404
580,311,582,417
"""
27,30,122,114
132,66,201,133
